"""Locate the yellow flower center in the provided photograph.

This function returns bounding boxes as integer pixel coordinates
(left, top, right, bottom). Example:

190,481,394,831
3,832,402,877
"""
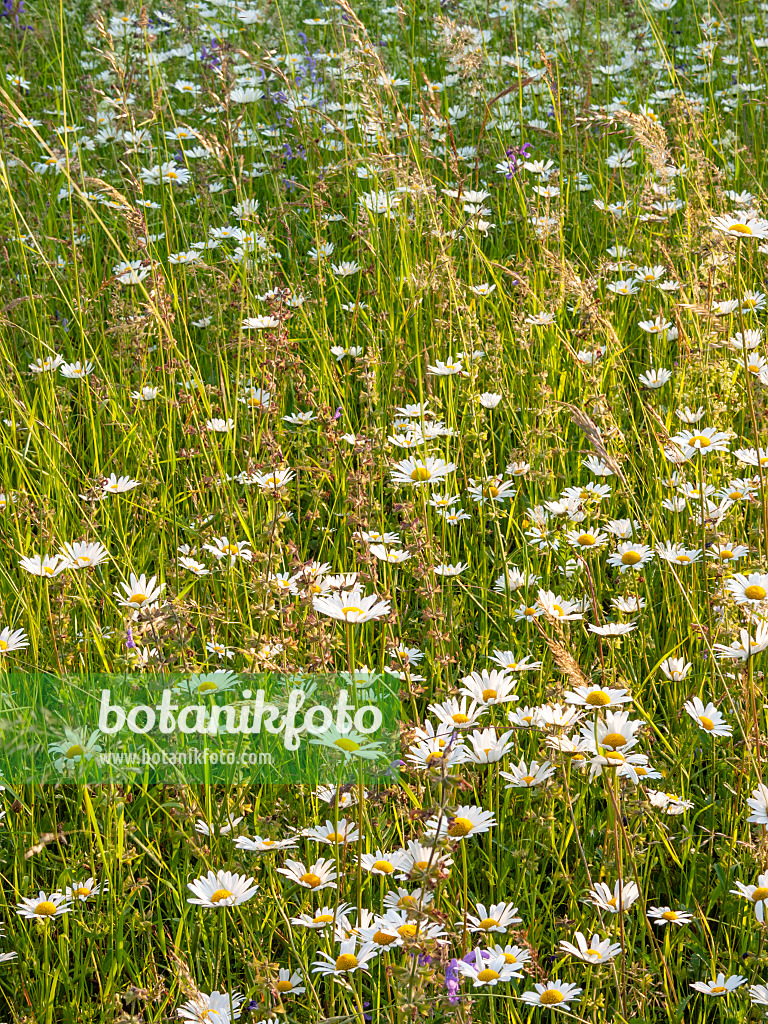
325,832,345,843
452,713,470,723
676,555,691,564
635,766,647,776
585,691,611,707
524,607,536,616
66,745,84,758
720,549,734,559
341,606,363,619
35,901,58,916
398,895,417,908
447,816,474,837
540,990,564,1005
0,640,7,651
728,223,752,234
690,436,711,447
603,732,628,748
478,968,500,982
334,737,361,752
130,592,147,604
413,860,429,871
314,913,334,923
605,750,625,762
504,953,518,964
276,980,294,992
398,924,418,938
209,889,233,904
711,986,726,993
745,584,767,600
585,949,601,958
410,467,432,481
478,917,499,930
522,775,536,784
607,897,618,907
372,860,394,873
300,873,322,888
753,887,768,902
482,689,497,701
335,954,359,971
621,551,641,565
661,911,678,921
699,716,715,731
578,534,595,545
197,682,218,693
373,929,397,945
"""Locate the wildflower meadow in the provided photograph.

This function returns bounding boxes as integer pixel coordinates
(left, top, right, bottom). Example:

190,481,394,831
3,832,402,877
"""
4,0,768,1019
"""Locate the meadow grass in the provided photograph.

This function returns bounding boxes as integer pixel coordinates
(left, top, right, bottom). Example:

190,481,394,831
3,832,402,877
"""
1,0,768,1019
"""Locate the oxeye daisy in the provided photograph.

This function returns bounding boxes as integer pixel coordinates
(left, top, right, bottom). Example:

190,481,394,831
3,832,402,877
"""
731,874,768,921
585,880,640,913
463,727,514,764
647,906,694,927
233,834,297,852
273,968,305,996
358,850,403,876
426,804,496,840
428,696,485,728
177,990,246,1023
521,980,582,1009
607,542,654,572
459,669,519,706
302,819,361,845
712,213,768,238
683,696,732,737
564,684,632,708
464,902,522,933
290,904,351,929
725,572,768,606
390,456,457,487
559,932,621,963
394,840,453,881
500,759,556,788
186,870,258,908
382,887,434,913
114,573,165,609
748,784,768,825
312,588,391,624
456,947,521,987
16,891,71,919
277,858,338,891
691,973,746,996
311,938,379,977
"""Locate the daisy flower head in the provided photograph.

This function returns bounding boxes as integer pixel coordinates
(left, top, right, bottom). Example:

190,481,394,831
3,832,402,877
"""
277,858,338,891
586,880,640,913
725,572,768,607
428,695,485,728
177,990,246,1024
536,590,584,621
0,626,29,653
273,968,305,997
311,938,379,977
303,819,360,845
358,850,403,876
521,980,582,1009
456,947,521,987
659,656,691,681
459,669,518,706
426,804,497,840
712,213,768,238
559,932,622,963
307,723,386,762
464,902,522,934
500,759,556,789
290,904,351,929
748,783,768,826
669,427,731,458
115,573,165,609
691,973,746,996
390,456,457,487
731,873,768,921
607,542,654,572
683,696,732,737
564,684,632,709
187,870,258,908
647,906,694,927
233,833,298,853
489,651,542,672
394,840,453,882
65,877,107,902
312,588,390,624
